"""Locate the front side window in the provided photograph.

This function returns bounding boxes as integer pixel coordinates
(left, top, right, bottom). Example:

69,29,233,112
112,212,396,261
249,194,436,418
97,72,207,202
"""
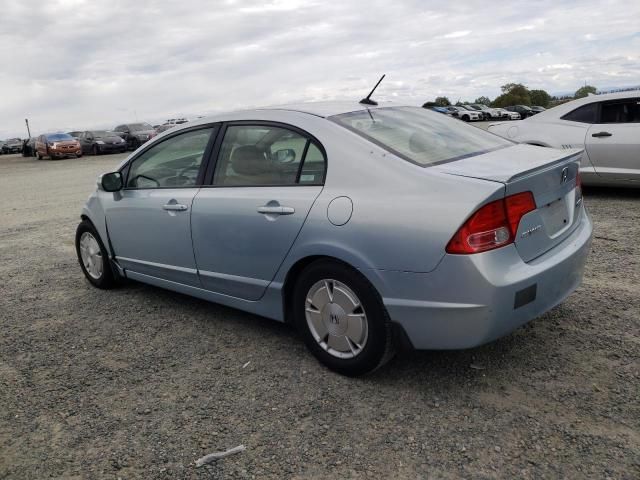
599,99,640,123
561,103,598,123
126,127,214,189
331,106,511,167
213,125,325,186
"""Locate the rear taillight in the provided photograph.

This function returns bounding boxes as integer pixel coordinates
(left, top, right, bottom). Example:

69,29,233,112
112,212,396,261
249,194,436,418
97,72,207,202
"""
446,192,536,254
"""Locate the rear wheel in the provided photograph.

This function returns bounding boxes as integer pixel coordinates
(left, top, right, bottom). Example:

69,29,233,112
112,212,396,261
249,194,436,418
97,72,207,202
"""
293,260,395,376
75,220,117,289
462,115,470,122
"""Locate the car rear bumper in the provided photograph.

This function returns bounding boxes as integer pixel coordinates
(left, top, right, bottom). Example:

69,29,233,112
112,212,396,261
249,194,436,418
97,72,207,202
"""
97,143,126,152
369,207,592,350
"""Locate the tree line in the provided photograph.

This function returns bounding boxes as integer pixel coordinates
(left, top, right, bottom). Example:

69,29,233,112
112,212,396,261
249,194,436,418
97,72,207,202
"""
424,84,597,109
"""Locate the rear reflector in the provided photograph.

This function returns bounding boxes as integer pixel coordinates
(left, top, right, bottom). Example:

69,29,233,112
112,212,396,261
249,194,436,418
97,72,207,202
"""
446,192,536,254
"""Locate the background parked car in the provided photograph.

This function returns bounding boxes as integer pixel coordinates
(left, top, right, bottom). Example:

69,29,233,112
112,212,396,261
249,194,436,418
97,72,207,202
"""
488,91,640,187
35,133,82,160
0,140,7,154
445,106,482,121
428,106,453,116
530,106,546,114
495,108,521,120
78,130,128,155
155,124,178,134
468,104,507,120
67,131,83,139
505,105,534,119
114,123,157,150
6,138,22,153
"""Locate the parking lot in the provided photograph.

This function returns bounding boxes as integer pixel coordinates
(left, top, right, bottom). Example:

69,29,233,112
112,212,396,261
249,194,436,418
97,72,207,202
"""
0,151,638,479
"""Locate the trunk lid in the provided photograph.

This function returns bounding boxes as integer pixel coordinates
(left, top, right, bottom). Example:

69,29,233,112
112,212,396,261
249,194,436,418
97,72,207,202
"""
435,144,584,262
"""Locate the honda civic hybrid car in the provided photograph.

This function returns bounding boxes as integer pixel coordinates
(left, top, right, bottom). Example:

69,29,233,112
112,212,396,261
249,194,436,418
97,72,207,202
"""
76,102,592,376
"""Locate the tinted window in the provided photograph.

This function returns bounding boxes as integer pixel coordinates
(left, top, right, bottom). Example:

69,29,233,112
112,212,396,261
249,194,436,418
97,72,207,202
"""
126,128,214,188
562,103,598,123
599,99,640,123
213,125,325,186
331,106,511,167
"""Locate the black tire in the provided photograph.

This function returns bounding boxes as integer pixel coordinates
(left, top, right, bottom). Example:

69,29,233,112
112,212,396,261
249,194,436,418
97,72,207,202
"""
75,220,117,289
293,260,395,376
92,144,100,156
462,115,470,122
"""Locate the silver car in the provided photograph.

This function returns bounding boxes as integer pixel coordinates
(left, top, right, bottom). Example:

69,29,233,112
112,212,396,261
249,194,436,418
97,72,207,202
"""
488,92,640,187
76,103,593,376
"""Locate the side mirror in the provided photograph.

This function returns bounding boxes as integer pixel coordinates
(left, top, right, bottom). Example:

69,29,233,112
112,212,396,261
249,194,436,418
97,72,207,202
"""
98,172,123,192
274,148,296,163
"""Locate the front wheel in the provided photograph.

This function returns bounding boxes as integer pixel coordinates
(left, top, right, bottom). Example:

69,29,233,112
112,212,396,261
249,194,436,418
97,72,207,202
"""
75,220,117,289
293,260,395,376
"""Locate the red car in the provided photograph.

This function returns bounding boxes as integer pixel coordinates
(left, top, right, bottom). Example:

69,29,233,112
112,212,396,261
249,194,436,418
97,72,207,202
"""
35,133,82,160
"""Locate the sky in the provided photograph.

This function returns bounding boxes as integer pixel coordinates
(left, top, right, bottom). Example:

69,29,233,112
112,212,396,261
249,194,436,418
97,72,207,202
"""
1,0,639,138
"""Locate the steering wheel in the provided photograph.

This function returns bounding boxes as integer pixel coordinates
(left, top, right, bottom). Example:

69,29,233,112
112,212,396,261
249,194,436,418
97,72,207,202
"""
132,174,160,188
177,164,200,178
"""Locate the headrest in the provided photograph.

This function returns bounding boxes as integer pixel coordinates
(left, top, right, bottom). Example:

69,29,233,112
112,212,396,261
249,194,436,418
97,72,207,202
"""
230,145,267,175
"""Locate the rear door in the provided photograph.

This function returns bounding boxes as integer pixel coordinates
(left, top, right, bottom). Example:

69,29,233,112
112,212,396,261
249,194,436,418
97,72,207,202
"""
585,97,640,182
191,122,326,300
105,126,217,286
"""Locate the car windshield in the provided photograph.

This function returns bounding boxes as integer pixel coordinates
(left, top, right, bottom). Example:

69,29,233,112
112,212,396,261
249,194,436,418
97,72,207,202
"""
91,131,114,138
46,133,73,141
129,123,153,131
331,107,512,167
473,104,488,110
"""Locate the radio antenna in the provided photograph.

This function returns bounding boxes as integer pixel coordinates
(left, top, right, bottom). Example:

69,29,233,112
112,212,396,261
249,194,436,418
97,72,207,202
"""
360,74,386,106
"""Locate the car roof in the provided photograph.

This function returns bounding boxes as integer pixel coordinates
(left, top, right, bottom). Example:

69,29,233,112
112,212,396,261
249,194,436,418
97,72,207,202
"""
254,101,406,118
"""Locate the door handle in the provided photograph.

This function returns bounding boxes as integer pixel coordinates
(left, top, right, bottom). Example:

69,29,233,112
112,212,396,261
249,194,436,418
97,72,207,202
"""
591,131,612,138
163,203,188,211
257,205,295,215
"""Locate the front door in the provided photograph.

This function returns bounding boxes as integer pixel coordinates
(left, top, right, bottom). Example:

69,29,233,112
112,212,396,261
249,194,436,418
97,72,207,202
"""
586,97,640,182
191,123,327,300
105,126,217,286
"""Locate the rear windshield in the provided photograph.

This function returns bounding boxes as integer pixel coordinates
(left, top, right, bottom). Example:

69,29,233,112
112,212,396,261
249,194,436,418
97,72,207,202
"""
46,133,74,141
331,106,511,166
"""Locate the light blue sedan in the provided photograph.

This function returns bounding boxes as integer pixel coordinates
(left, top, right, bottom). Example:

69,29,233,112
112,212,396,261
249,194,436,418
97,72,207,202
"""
76,102,592,375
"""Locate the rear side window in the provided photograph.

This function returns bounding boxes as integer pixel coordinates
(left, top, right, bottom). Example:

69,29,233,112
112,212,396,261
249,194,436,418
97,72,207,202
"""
212,125,326,186
599,99,640,123
331,106,511,167
561,103,598,123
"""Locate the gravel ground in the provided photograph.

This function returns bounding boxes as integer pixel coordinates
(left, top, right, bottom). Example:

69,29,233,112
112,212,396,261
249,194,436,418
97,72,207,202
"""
0,152,638,479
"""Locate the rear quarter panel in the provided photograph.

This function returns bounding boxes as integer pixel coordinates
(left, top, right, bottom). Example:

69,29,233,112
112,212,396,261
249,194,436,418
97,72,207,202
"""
270,116,505,275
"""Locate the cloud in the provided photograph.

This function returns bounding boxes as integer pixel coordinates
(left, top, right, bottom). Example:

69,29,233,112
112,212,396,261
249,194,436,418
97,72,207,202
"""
1,0,640,137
